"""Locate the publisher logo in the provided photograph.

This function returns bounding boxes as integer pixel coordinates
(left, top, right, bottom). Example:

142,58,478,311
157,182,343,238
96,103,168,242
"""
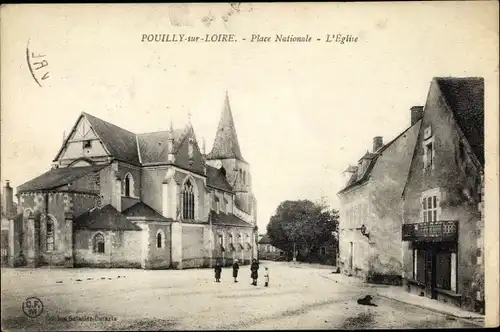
22,297,44,318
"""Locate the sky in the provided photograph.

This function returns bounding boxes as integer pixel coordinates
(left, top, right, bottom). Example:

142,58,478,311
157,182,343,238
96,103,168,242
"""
1,3,498,232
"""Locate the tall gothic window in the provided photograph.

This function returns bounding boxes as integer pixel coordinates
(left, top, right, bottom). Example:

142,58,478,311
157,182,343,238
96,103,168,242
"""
182,180,195,219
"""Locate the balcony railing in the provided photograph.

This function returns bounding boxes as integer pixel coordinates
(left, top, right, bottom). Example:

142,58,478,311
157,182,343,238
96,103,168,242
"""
402,220,458,242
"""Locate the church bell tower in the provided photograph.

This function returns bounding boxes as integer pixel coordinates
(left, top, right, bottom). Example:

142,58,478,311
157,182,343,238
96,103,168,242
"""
206,92,255,218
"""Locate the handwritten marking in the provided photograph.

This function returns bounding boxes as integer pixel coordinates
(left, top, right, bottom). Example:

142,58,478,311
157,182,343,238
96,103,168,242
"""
26,40,50,87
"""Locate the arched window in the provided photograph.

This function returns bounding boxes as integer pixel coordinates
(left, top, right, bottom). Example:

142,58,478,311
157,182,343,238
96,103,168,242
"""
156,230,164,249
243,171,246,184
46,218,55,252
182,180,195,219
93,233,105,254
123,173,134,197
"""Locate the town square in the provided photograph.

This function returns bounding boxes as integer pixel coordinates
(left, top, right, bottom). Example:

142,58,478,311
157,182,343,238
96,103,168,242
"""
1,3,499,331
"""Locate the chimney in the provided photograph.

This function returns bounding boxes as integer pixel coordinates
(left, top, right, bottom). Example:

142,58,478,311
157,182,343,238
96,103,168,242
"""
373,136,383,152
2,180,13,216
411,106,424,126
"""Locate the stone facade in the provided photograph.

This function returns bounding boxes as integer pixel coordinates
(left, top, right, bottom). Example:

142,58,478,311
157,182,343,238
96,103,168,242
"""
6,93,258,270
401,77,484,313
337,110,422,283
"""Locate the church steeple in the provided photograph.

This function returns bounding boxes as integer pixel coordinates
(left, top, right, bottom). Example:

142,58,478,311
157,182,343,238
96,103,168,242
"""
207,91,245,162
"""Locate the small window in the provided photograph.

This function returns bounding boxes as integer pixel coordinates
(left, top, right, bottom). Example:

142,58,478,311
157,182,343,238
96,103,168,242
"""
46,219,54,252
425,142,434,168
157,232,163,248
83,140,92,149
93,233,105,254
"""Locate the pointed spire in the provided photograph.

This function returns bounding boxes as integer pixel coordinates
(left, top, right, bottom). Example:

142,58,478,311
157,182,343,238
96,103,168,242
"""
206,91,245,162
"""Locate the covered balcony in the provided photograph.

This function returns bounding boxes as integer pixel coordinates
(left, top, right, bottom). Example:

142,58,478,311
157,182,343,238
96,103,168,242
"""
402,220,458,242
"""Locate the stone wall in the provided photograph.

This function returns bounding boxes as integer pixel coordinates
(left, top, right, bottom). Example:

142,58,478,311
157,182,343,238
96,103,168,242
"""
74,229,142,268
402,80,484,312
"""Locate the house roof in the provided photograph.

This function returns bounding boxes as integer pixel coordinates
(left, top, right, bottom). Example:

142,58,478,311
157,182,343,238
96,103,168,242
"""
122,201,170,221
74,204,141,231
436,77,484,166
338,122,421,195
136,128,188,164
359,151,377,161
17,165,106,193
82,113,140,165
209,210,253,227
206,92,246,162
206,165,233,192
343,165,358,173
258,234,271,244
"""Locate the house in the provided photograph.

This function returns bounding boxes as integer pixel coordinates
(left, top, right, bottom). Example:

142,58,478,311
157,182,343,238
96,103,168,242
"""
258,234,284,260
337,107,422,284
401,77,484,313
5,92,258,269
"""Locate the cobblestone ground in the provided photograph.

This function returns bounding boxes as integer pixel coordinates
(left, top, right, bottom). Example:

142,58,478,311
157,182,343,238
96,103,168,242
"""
1,262,479,330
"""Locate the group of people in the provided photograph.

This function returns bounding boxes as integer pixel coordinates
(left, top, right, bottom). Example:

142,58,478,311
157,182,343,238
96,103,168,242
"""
214,258,269,287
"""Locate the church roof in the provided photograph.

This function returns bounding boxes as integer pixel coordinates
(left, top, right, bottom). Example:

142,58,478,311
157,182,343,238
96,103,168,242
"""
82,113,140,165
74,204,141,231
209,210,253,228
122,201,170,221
206,165,233,192
17,165,106,193
136,128,187,164
435,77,484,166
206,92,246,162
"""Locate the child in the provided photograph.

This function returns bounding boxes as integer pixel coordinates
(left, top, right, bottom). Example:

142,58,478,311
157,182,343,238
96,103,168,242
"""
264,267,269,287
232,259,240,283
214,261,222,283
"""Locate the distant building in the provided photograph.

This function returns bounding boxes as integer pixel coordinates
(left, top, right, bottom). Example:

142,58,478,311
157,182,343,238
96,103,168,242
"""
401,77,484,313
5,93,258,269
258,234,284,260
337,107,422,283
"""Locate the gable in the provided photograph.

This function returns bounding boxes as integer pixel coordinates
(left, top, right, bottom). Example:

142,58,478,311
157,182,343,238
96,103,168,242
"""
56,116,109,163
174,132,206,174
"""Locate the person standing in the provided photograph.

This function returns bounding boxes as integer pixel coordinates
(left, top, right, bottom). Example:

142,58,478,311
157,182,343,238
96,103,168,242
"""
232,259,240,283
214,260,222,283
264,267,269,287
250,259,259,286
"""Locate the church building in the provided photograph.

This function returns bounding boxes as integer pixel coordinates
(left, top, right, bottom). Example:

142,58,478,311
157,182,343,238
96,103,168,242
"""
5,93,258,269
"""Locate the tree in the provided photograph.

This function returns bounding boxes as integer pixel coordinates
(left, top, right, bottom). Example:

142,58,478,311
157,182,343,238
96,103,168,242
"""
266,199,339,260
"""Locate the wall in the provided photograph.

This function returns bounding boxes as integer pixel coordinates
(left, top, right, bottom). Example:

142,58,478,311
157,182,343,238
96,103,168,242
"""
141,167,167,213
338,185,372,277
137,221,172,269
74,229,142,268
402,80,483,312
212,224,254,266
366,122,421,280
181,224,206,268
18,192,73,266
